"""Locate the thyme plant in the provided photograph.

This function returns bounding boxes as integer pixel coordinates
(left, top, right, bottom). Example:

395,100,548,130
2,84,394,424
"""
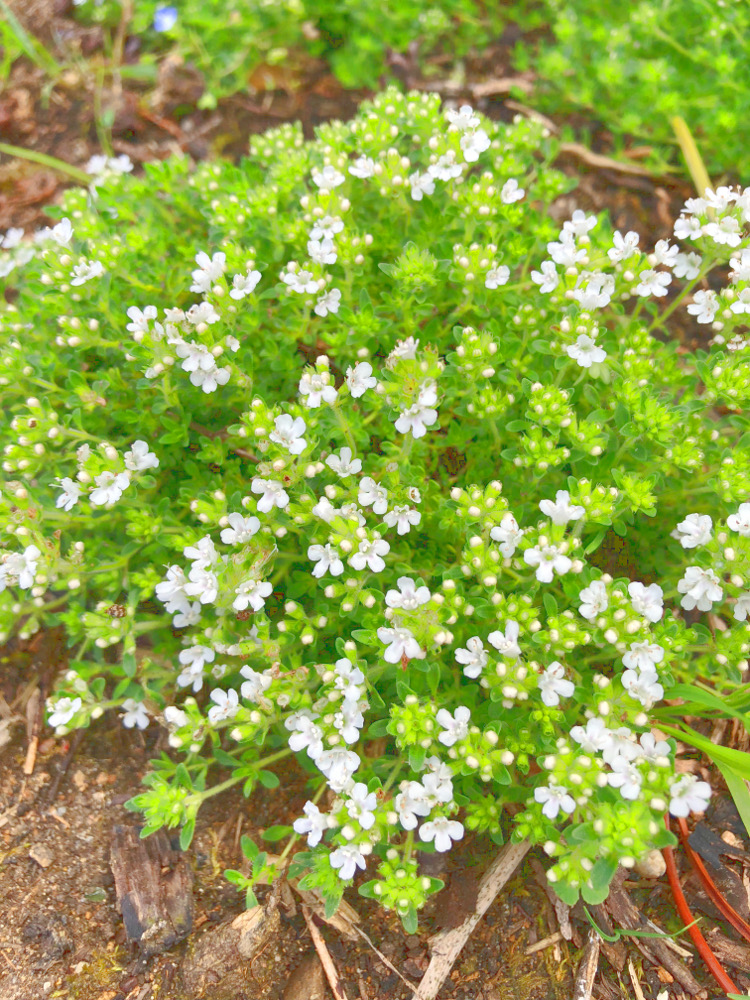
2,89,750,925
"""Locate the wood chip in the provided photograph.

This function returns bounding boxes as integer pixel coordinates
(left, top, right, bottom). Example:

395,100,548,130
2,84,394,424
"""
573,929,600,1000
29,843,54,868
415,839,531,1000
282,952,327,1000
302,904,349,1000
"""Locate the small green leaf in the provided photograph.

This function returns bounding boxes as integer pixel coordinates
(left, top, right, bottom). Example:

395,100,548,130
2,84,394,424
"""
262,825,293,842
179,819,195,851
258,770,280,789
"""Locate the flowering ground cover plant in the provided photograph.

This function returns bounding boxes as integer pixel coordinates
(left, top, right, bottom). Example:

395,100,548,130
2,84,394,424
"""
69,0,511,105
2,89,750,926
516,0,750,178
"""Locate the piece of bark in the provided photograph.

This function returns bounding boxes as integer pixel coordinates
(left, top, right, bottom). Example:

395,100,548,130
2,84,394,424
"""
109,825,194,957
706,928,750,974
291,879,361,941
180,885,280,995
415,839,531,1000
587,904,627,973
573,928,600,1000
605,874,702,994
282,952,327,1000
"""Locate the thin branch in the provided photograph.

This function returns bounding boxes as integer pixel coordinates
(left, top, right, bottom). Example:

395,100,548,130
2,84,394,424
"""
302,904,349,1000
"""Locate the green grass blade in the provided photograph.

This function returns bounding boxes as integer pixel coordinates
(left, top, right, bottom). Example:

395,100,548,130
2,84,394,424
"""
0,142,90,185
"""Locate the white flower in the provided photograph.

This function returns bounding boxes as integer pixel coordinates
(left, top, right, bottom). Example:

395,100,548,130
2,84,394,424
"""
387,336,419,361
734,593,750,622
349,155,377,179
220,513,260,545
233,578,272,612
547,233,585,267
654,240,679,267
501,178,525,204
730,249,750,283
270,413,307,455
124,440,159,472
71,259,105,285
578,580,608,621
446,104,480,131
395,782,432,829
299,370,337,407
346,361,377,398
673,251,701,280
293,801,332,847
407,486,422,504
566,333,606,368
419,816,464,852
530,260,559,293
436,705,470,747
622,668,664,709
602,727,639,766
539,489,585,525
634,269,671,297
310,216,344,240
308,543,344,578
358,477,388,515
669,774,711,817
622,641,664,672
628,581,664,623
538,661,575,706
282,268,319,295
349,538,390,572
608,230,640,262
240,665,272,704
89,471,131,506
608,757,643,800
1,227,24,249
191,363,231,395
383,505,421,535
638,732,671,763
490,513,524,557
307,237,337,265
251,477,290,512
286,712,324,759
177,645,215,691
326,447,362,478
330,844,367,881
54,476,83,511
184,536,218,568
456,636,489,679
314,288,341,317
317,747,360,789
674,214,702,240
48,696,82,729
571,271,614,310
523,543,572,583
687,289,718,324
312,165,345,189
428,152,463,181
126,305,157,334
183,565,219,604
570,717,613,755
487,621,521,660
409,171,435,201
172,602,201,628
207,688,239,724
334,699,365,744
385,577,431,611
703,217,742,247
155,565,190,614
485,264,510,289
534,784,575,820
185,301,220,326
729,289,750,316
677,566,723,612
190,250,225,293
45,218,74,246
86,153,133,177
460,129,491,163
727,503,750,536
377,626,425,663
395,402,438,439
229,266,261,300
164,706,188,729
563,209,596,237
346,783,377,830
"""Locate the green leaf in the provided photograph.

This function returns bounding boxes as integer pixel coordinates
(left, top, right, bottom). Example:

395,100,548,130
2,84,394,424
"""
663,683,750,732
241,835,259,861
224,868,246,885
179,818,195,851
257,769,280,789
400,906,418,934
262,825,293,842
715,761,750,842
659,723,750,780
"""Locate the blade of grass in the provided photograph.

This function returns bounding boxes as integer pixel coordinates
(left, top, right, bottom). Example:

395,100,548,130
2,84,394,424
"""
671,116,712,200
0,142,90,185
0,1,60,76
715,761,750,843
658,722,750,780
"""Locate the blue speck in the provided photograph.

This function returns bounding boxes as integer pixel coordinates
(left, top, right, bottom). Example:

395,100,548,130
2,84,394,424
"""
153,6,178,32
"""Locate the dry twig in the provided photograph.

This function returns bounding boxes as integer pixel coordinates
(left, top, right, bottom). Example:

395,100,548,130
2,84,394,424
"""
302,904,349,1000
573,928,600,1000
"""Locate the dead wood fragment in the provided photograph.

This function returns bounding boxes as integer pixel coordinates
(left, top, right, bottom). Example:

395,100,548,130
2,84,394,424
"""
627,957,647,1000
573,928,600,1000
587,904,627,972
525,931,563,955
414,839,531,1000
605,874,702,994
179,884,280,995
302,904,349,1000
706,928,750,974
290,879,361,941
109,825,194,957
282,951,327,1000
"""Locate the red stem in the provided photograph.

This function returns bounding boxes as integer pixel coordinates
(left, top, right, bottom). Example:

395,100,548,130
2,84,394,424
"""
663,817,738,994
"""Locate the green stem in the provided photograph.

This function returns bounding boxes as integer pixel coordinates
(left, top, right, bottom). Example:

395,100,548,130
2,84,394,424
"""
0,142,90,185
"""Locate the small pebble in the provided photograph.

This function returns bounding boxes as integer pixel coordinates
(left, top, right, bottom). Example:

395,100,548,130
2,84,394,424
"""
29,844,54,868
